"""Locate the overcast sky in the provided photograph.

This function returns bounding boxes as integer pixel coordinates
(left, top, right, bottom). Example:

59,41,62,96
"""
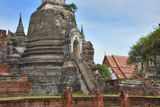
0,0,160,63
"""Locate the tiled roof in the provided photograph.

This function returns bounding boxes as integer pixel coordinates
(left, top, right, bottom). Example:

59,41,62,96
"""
103,55,135,79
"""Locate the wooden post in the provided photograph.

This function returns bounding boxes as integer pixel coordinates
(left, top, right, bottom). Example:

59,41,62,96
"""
94,89,104,107
62,87,73,107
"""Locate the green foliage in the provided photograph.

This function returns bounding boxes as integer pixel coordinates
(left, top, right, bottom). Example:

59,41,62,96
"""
128,26,160,75
128,27,160,62
9,39,18,46
0,96,61,101
66,3,78,12
96,64,111,79
128,37,148,64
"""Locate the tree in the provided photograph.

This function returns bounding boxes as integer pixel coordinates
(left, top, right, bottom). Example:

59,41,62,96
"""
66,3,78,13
96,64,111,79
128,26,160,76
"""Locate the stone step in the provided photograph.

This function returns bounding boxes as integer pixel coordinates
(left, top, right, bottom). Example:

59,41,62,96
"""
75,59,96,93
25,72,62,76
20,57,64,65
25,49,63,54
27,38,64,42
26,47,63,52
28,40,64,44
21,61,63,67
26,40,64,48
22,54,64,58
22,53,63,58
20,63,63,69
21,68,62,76
28,36,65,42
21,66,62,70
22,50,64,57
21,56,64,61
26,43,63,48
32,76,61,84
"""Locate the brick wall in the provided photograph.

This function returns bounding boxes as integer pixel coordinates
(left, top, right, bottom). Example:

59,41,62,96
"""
0,96,159,107
0,76,32,96
0,29,7,47
0,64,10,74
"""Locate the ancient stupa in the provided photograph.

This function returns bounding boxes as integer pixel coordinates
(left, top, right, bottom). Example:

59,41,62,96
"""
20,0,102,95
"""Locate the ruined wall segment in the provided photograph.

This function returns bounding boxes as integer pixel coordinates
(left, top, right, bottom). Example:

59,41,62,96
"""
0,30,8,47
0,30,8,63
0,75,32,97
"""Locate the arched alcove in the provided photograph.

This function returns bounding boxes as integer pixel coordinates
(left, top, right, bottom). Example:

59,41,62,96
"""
73,38,81,59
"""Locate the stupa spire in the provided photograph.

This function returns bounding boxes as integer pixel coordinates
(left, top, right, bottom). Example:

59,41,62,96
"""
15,13,25,36
81,24,84,34
19,13,23,26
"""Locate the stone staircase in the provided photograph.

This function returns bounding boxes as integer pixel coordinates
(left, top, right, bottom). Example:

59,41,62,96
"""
74,59,97,94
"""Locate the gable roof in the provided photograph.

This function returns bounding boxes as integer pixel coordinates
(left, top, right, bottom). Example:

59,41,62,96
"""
103,55,135,79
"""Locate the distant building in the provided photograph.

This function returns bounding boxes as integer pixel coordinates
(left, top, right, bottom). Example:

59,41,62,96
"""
103,55,135,79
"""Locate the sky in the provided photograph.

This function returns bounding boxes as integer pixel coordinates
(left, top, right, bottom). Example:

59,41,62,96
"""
0,0,160,63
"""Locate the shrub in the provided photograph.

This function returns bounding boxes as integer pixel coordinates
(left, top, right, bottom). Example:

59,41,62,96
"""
96,64,111,79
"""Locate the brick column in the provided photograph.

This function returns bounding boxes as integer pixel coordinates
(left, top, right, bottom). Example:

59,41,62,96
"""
146,103,155,107
93,89,104,107
120,90,130,107
62,87,73,107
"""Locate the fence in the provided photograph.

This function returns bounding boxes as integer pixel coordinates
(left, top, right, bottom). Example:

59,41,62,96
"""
0,89,159,107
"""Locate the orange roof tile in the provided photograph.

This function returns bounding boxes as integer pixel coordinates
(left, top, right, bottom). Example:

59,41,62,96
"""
107,56,117,67
103,55,135,79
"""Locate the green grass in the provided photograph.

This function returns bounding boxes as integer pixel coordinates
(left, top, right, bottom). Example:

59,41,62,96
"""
0,95,159,101
0,95,61,101
104,94,119,97
104,94,160,98
130,95,160,98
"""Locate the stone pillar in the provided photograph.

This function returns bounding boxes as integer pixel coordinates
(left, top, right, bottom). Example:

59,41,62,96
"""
120,90,130,107
93,89,104,107
62,87,73,107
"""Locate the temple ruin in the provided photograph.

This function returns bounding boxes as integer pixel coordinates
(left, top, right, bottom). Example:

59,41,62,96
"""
16,0,102,95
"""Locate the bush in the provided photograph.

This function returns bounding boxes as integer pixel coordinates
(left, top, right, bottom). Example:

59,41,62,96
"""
96,64,111,79
66,3,78,12
9,39,18,46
